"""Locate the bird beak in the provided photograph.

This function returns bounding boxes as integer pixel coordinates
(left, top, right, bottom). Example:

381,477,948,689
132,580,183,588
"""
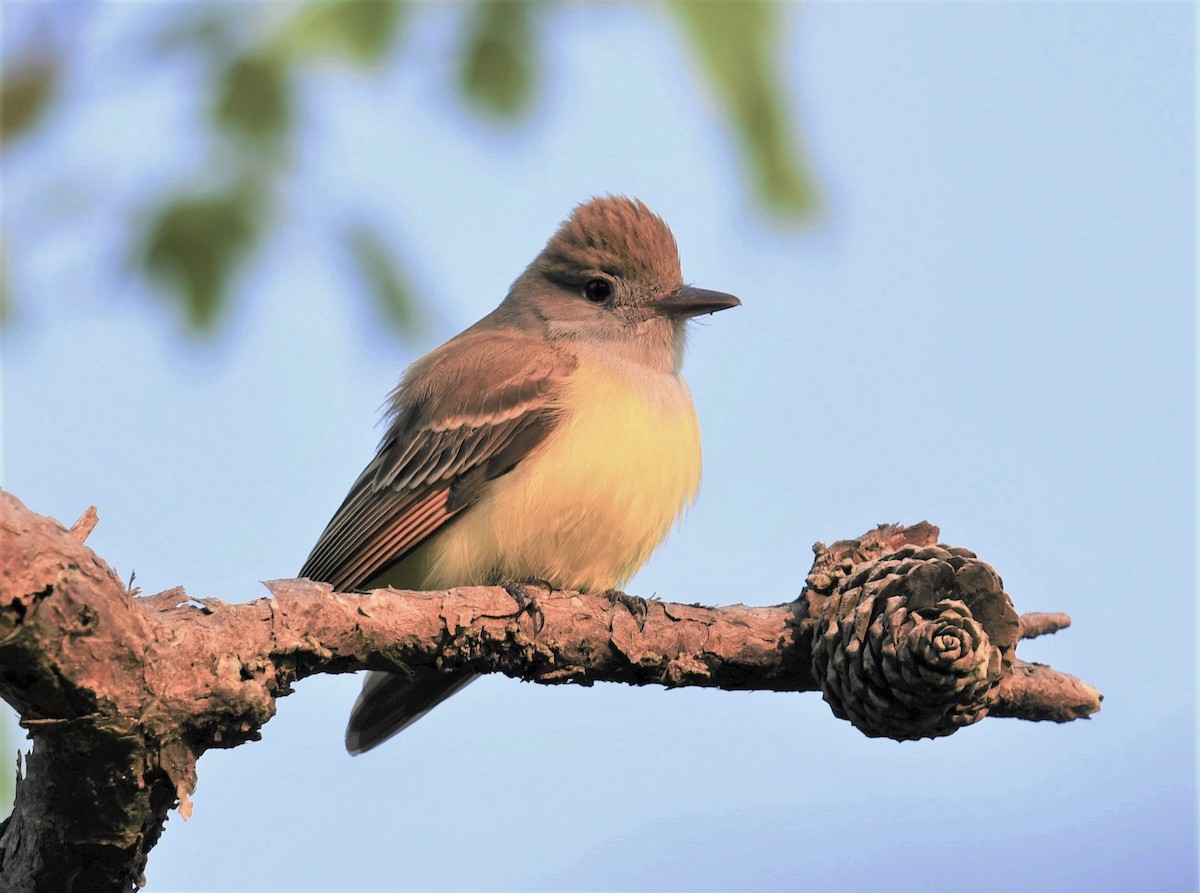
658,285,742,319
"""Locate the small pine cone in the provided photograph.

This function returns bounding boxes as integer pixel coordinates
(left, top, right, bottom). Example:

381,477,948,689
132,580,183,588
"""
809,545,1020,741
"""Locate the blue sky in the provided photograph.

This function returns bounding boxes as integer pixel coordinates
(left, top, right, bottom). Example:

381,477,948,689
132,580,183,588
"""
2,3,1195,891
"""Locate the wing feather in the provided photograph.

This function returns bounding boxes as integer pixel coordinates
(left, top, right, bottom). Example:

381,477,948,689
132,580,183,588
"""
300,329,576,592
332,489,450,592
366,495,447,581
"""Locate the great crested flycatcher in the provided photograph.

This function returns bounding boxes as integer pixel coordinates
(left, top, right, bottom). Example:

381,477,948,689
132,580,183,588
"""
301,196,739,754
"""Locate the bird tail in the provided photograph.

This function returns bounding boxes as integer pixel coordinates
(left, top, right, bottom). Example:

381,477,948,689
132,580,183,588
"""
345,670,478,755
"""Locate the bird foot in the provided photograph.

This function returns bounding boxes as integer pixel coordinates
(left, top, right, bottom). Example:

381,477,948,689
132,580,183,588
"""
604,589,649,632
501,578,551,636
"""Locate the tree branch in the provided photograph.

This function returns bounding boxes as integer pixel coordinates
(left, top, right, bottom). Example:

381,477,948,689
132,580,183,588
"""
0,490,1100,891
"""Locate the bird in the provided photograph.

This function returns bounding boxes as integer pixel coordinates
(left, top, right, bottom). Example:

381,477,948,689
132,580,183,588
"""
300,196,740,754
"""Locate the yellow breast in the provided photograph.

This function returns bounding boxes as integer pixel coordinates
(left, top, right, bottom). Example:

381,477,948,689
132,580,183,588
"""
421,357,702,592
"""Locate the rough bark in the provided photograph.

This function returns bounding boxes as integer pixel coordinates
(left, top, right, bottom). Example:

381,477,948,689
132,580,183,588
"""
0,491,1101,891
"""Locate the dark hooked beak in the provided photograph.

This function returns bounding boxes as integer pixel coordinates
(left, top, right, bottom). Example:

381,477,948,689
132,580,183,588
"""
658,285,742,319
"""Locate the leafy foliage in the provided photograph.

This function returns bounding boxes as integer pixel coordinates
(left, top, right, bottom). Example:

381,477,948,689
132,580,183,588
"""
2,1,816,336
458,1,536,119
344,223,425,339
142,189,263,329
671,0,815,219
215,51,292,149
282,0,408,64
1,54,59,145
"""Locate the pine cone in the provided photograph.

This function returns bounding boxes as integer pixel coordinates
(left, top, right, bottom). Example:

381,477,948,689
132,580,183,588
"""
809,545,1019,741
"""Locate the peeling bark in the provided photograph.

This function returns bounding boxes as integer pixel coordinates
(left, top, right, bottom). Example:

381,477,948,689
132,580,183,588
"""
0,491,1101,891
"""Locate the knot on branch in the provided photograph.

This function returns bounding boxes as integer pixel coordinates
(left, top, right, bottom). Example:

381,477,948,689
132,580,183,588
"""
809,544,1020,741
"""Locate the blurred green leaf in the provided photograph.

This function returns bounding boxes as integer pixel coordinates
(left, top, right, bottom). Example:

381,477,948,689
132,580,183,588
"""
669,0,815,219
142,191,261,330
283,0,407,64
1,56,59,146
215,52,291,148
344,223,424,339
458,1,536,119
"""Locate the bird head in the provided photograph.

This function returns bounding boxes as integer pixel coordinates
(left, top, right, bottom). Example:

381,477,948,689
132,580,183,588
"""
502,196,740,372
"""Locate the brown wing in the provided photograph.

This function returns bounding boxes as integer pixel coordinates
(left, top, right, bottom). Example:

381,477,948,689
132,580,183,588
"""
300,329,576,592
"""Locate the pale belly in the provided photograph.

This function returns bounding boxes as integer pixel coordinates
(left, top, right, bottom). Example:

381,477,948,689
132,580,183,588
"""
393,360,702,593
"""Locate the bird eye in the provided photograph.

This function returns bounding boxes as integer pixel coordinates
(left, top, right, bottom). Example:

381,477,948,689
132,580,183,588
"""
583,278,613,304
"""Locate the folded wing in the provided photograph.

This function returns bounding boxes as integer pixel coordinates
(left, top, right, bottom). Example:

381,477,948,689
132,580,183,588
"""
300,329,576,593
